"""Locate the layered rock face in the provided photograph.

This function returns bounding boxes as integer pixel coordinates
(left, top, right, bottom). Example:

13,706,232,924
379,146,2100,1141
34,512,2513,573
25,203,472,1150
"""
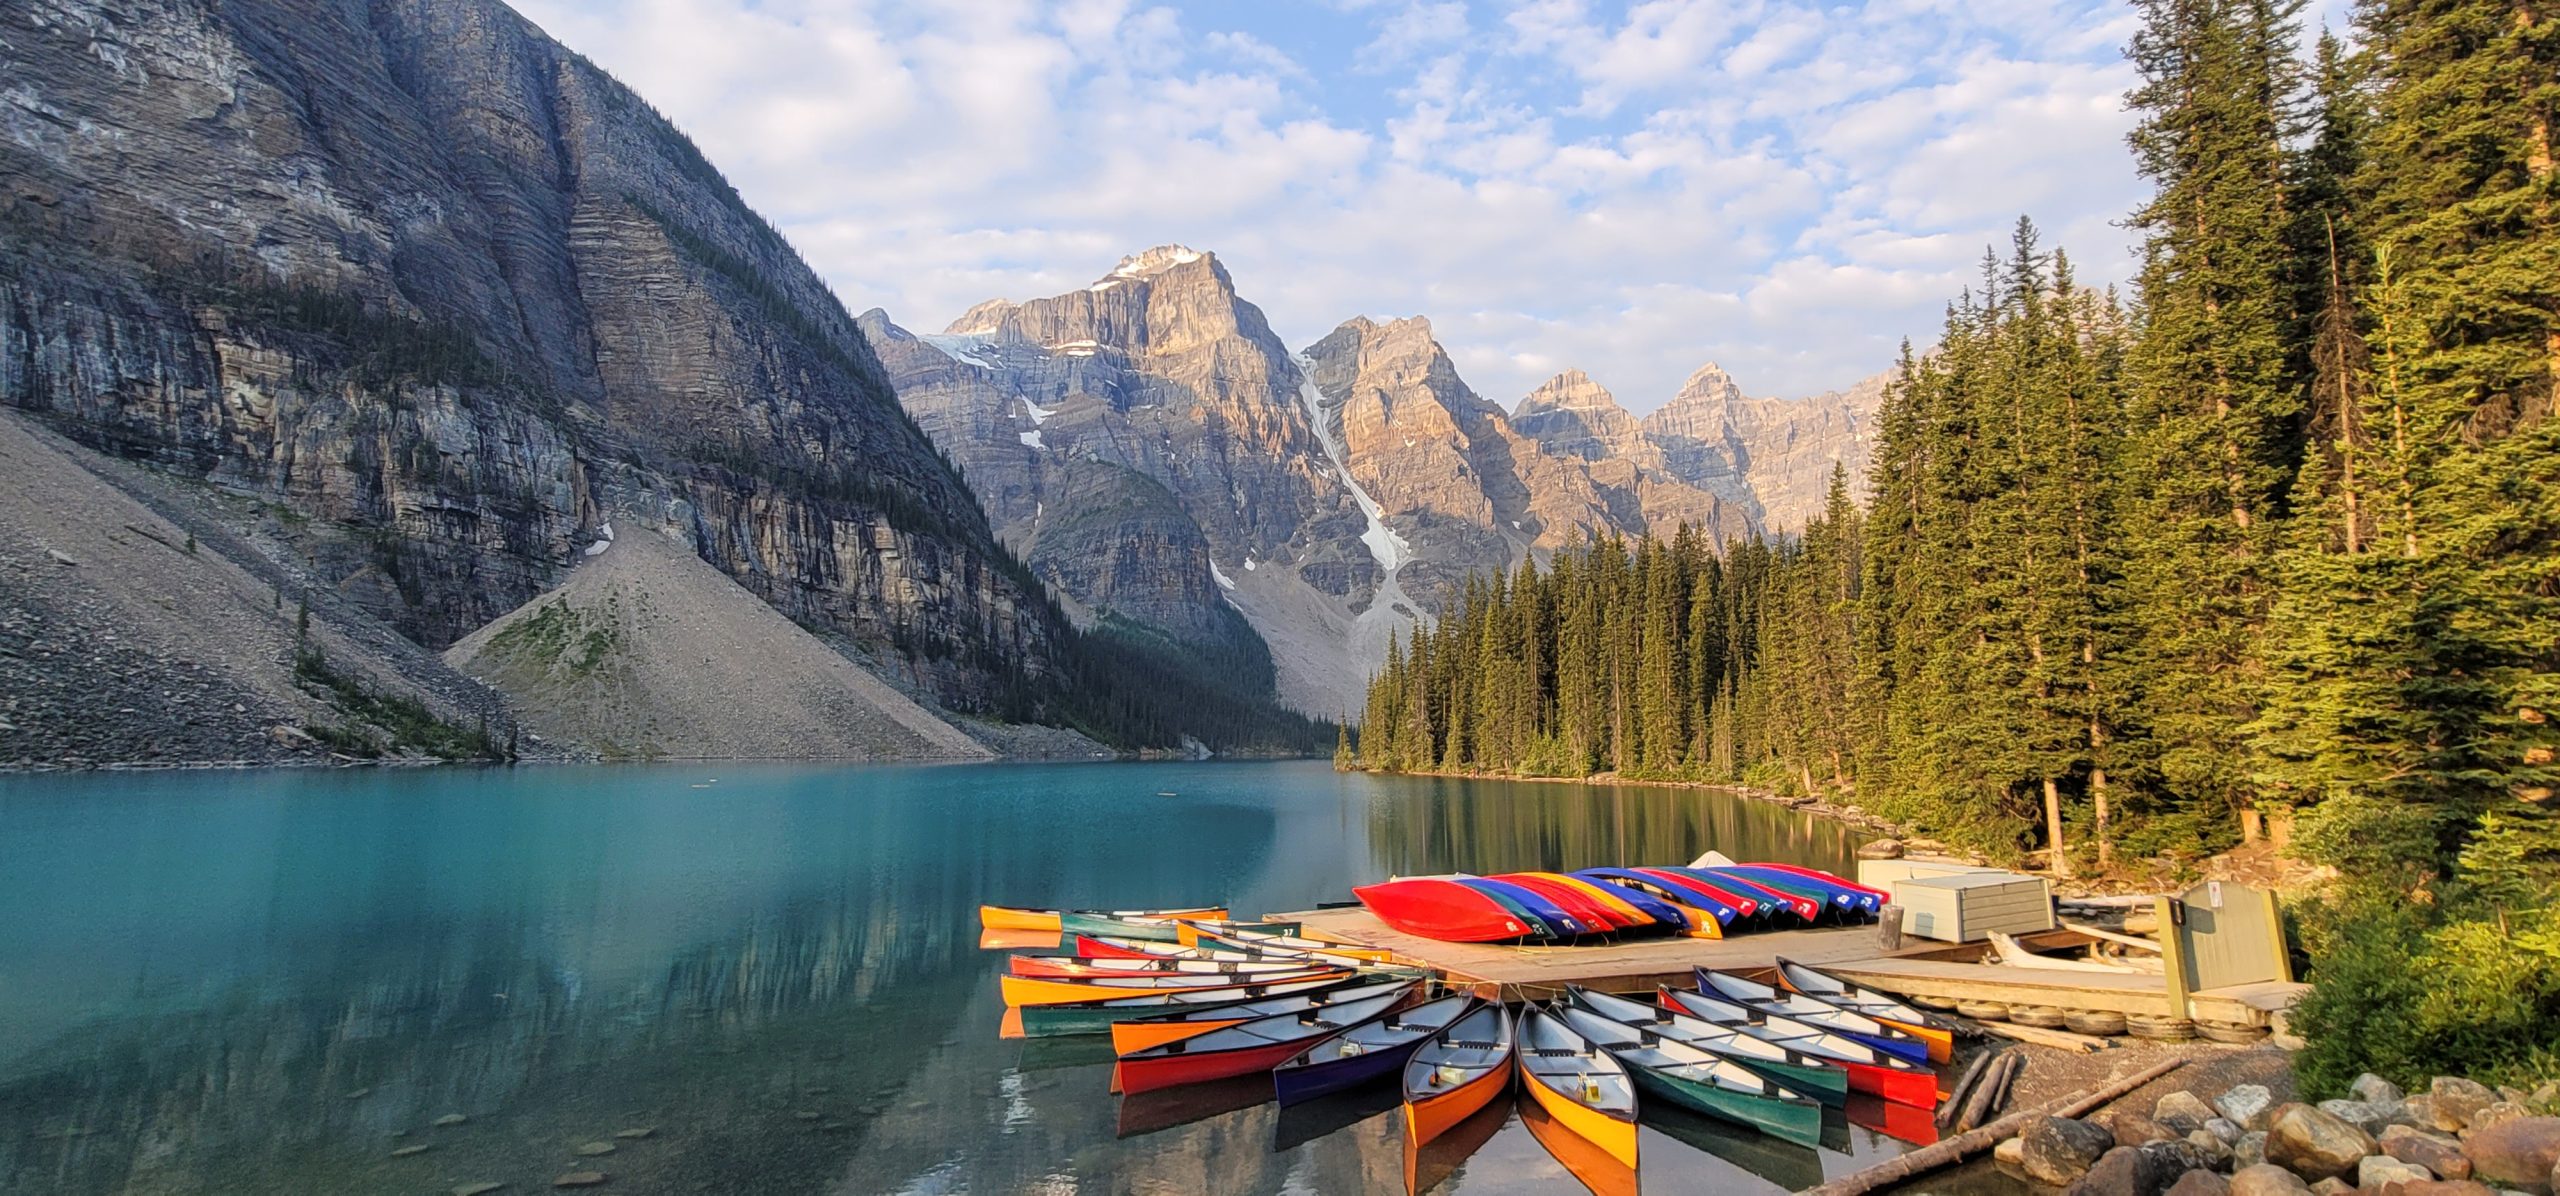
0,0,1053,710
871,253,1766,718
1629,363,1891,532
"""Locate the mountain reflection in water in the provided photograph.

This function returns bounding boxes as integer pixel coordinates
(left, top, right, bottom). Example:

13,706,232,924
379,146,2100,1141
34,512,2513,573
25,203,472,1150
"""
0,760,1987,1194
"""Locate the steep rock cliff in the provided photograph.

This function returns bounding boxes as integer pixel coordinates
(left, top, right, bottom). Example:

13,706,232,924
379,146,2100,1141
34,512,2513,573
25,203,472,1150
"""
0,0,1054,715
1634,363,1890,534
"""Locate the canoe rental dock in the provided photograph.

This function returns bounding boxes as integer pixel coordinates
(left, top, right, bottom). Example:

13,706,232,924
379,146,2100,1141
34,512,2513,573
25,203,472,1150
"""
1264,906,2302,1027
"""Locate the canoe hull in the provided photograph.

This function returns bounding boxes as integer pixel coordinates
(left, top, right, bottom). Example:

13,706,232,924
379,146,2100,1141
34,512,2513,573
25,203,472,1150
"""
1728,1056,1850,1107
1876,1017,1953,1065
1404,1063,1510,1148
1274,1037,1426,1105
1115,1037,1306,1096
1109,1017,1249,1054
1002,969,1340,1008
1841,1059,1940,1108
1354,879,1534,942
1518,1062,1639,1169
980,905,1062,932
1625,1065,1823,1149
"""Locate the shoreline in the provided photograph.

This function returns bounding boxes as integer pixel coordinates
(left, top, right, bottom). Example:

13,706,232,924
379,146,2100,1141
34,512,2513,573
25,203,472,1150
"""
0,748,1332,775
1346,764,1920,840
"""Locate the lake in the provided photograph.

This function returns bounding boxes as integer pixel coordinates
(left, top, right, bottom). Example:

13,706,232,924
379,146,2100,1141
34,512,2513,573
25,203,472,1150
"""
0,759,2007,1194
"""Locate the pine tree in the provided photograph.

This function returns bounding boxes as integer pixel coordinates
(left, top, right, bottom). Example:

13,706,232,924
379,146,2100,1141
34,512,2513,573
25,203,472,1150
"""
2119,0,2310,841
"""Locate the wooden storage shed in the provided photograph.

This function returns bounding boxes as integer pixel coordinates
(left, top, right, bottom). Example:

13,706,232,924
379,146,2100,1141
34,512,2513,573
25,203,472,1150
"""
1893,872,2055,943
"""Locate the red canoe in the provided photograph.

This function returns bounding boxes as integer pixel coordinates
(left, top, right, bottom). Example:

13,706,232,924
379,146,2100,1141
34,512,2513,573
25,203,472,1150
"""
1354,878,1537,942
1631,867,1766,920
1493,873,1642,932
1743,862,1892,903
1114,987,1413,1095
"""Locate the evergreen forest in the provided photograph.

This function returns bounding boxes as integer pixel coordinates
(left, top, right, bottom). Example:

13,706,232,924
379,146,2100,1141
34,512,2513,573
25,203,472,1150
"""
1347,0,2558,1090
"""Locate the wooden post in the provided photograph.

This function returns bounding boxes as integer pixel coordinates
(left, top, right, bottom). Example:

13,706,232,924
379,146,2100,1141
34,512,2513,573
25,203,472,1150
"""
2240,808,2263,844
1877,904,1905,952
2156,895,2192,1020
2261,888,2294,984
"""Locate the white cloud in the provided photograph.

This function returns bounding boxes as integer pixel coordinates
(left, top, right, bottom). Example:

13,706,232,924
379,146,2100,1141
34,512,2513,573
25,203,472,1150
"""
511,0,2156,407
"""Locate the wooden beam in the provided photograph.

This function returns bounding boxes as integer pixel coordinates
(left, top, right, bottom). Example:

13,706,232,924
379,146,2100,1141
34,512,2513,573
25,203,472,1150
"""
2061,920,2165,952
2156,895,2193,1021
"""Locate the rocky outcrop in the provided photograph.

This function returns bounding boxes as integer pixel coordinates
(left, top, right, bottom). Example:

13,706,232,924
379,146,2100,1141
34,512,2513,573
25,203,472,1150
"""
1,0,1055,725
444,526,992,760
1633,362,1892,534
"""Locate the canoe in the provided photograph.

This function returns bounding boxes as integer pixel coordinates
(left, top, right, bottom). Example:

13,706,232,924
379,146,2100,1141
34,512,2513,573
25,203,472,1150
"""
1272,993,1476,1105
1108,978,1417,1054
1774,958,1956,1064
1113,987,1411,1095
1492,873,1642,932
1710,865,1873,921
1402,1001,1514,1149
1355,877,1539,942
1566,987,1847,1106
1520,1088,1641,1196
1655,986,1939,1108
978,904,1226,932
1736,862,1891,905
1513,1006,1639,1168
1558,1003,1825,1147
1628,867,1771,922
1548,874,1691,932
1001,966,1344,1008
1453,877,1591,938
1660,867,1819,922
1017,974,1356,1037
1575,868,1734,936
1184,924,1399,963
1008,954,1321,979
1695,969,1934,1065
1065,912,1297,943
1433,877,1561,939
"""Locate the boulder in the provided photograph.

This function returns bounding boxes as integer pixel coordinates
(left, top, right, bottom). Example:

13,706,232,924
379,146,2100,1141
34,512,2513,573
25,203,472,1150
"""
2207,1118,2248,1145
2362,1155,2438,1190
2435,1080,2500,1130
552,1177,606,1191
2266,1102,2378,1181
1856,838,1907,859
433,1113,470,1128
2026,1115,2124,1186
2392,1183,2497,1196
1997,1135,2029,1173
2461,1117,2560,1194
2321,1099,2397,1136
2067,1145,2185,1196
2306,1180,2354,1196
2385,1124,2475,1180
2236,1131,2271,1170
2166,1171,2233,1196
2473,1105,2533,1133
2409,1095,2463,1134
2114,1112,2182,1146
2355,1076,2410,1106
2228,1164,2313,1196
2160,1092,2222,1134
2189,1129,2235,1170
2220,1086,2280,1131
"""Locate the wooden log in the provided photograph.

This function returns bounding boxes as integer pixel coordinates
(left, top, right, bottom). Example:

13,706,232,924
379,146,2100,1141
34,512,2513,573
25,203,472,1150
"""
1983,1049,2024,1119
1954,1053,2016,1132
1797,1058,2186,1196
1935,1048,2002,1129
1971,1019,2108,1053
2062,919,2166,952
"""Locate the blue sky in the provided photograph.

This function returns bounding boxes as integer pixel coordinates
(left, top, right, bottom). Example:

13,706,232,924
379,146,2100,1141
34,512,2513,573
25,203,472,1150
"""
513,0,2177,407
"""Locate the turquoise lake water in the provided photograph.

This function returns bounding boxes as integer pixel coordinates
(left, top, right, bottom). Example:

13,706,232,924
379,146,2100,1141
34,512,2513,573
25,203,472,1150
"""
0,759,2011,1194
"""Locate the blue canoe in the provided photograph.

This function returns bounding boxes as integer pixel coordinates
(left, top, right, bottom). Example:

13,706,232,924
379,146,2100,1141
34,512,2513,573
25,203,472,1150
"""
1272,994,1478,1105
1577,867,1743,928
1453,877,1591,938
1704,865,1877,919
1569,874,1692,930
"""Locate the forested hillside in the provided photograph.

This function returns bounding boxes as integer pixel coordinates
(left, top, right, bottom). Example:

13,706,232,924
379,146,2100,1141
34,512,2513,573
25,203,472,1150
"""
1352,0,2557,1089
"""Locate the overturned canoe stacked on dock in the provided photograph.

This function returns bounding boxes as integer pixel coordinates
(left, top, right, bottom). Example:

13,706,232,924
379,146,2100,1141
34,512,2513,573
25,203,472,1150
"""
1353,861,1880,944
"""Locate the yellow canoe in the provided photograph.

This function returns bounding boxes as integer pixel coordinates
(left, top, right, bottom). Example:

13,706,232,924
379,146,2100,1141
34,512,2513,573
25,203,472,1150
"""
1515,1008,1639,1170
977,905,1228,932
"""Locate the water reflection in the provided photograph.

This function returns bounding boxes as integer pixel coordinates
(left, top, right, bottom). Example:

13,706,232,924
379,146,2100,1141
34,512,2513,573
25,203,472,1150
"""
0,761,1915,1194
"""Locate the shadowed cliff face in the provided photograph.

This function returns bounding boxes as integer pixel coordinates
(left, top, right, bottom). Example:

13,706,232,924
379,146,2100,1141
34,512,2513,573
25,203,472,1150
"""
1631,364,1891,534
0,0,1054,710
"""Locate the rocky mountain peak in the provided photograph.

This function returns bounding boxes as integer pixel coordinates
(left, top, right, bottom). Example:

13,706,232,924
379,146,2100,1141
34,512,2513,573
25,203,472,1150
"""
1101,244,1213,281
1514,369,1654,468
1668,362,1747,410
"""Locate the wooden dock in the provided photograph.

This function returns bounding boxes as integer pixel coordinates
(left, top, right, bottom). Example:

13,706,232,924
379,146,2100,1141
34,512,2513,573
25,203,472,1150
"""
1269,906,2304,1026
